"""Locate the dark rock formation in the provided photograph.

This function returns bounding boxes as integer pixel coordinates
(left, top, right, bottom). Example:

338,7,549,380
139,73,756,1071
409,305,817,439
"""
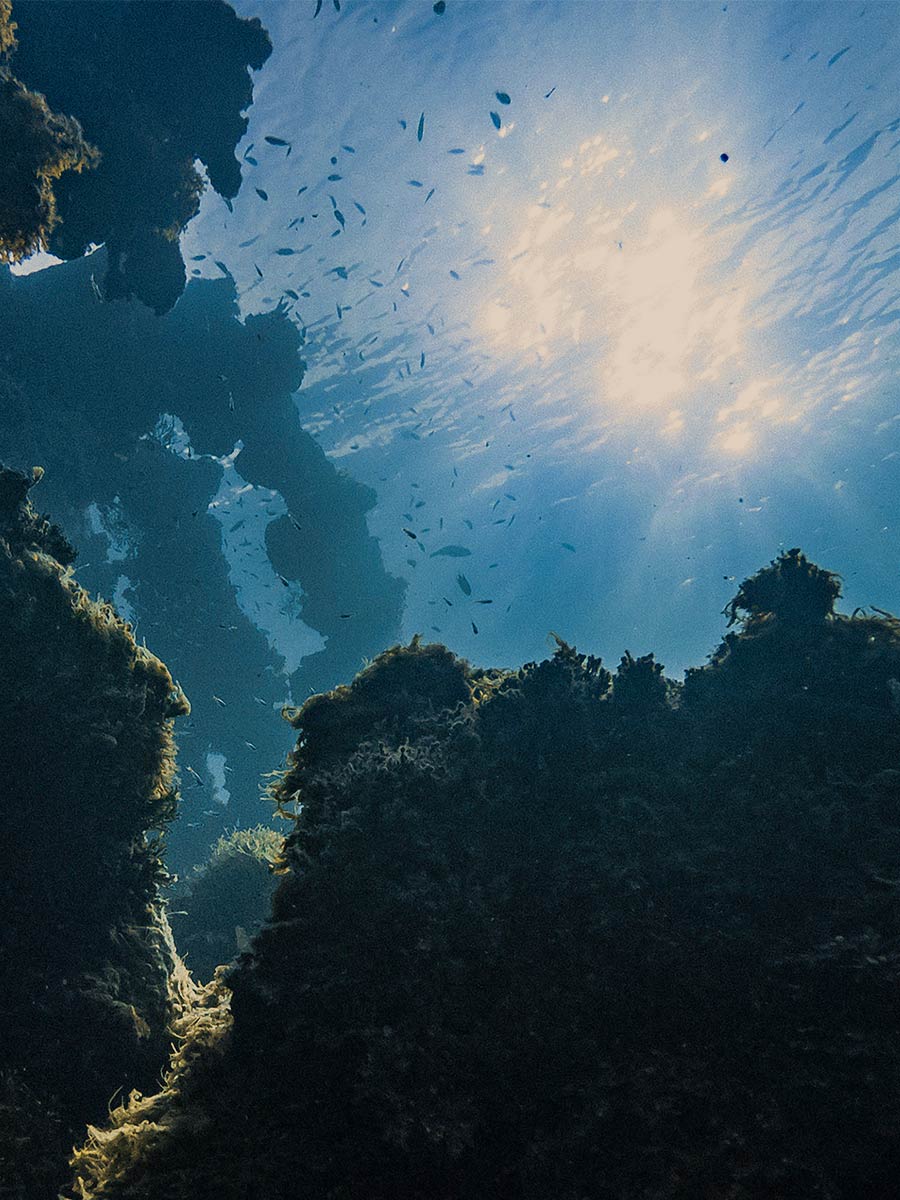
169,827,283,983
0,464,195,1200
0,254,405,871
0,0,98,263
67,553,900,1200
3,0,270,312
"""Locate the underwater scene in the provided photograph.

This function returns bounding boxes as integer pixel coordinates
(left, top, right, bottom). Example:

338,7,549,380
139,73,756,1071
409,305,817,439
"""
2,0,900,1195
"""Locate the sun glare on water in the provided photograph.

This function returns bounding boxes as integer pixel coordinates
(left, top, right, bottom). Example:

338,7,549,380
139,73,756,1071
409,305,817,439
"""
474,132,768,457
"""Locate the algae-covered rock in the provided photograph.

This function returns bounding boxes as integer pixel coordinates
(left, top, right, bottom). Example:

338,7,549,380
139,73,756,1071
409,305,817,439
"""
69,568,900,1200
0,0,98,264
5,0,271,313
169,827,284,983
0,464,196,1199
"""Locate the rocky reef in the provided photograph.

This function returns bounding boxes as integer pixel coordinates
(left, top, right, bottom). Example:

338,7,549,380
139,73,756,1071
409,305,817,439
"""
0,0,270,312
67,550,900,1200
0,255,406,871
0,0,98,263
0,465,196,1200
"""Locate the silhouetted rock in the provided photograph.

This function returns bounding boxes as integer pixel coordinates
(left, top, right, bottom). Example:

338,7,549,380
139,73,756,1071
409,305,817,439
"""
5,0,270,312
0,1,98,264
0,255,405,872
67,561,900,1200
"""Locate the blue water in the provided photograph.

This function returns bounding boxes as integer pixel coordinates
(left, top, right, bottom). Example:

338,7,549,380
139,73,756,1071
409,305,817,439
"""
10,0,900,860
177,0,900,677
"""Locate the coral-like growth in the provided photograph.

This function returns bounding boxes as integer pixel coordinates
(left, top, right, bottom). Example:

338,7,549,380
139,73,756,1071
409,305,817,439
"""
170,827,284,982
67,558,900,1200
0,464,195,1199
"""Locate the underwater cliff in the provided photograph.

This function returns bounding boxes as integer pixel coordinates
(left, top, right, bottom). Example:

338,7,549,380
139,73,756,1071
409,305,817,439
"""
0,465,196,1200
0,252,405,871
65,549,900,1200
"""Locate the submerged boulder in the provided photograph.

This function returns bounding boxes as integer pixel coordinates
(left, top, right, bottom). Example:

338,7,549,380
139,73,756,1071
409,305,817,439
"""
0,464,195,1199
69,564,900,1200
169,827,284,983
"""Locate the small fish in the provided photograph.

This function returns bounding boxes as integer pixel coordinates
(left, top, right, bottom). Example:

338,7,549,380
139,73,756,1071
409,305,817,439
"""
449,269,460,280
471,622,479,634
457,574,472,596
448,147,465,155
254,264,263,278
327,173,342,181
255,188,269,201
190,254,207,262
245,741,257,750
420,352,425,368
403,528,418,539
353,201,367,215
475,599,493,604
425,187,435,202
284,288,300,300
342,144,356,153
430,545,471,558
334,210,345,227
561,542,576,552
544,86,556,99
433,0,446,11
276,248,296,256
495,91,511,105
417,113,425,142
408,179,424,188
490,111,501,130
314,0,322,13
265,136,290,147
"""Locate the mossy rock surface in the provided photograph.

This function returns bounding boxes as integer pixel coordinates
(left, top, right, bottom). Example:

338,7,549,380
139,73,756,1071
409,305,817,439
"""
0,464,195,1199
71,557,900,1200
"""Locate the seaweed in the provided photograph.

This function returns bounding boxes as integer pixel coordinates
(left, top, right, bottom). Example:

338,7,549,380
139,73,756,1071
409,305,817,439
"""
0,463,197,1199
